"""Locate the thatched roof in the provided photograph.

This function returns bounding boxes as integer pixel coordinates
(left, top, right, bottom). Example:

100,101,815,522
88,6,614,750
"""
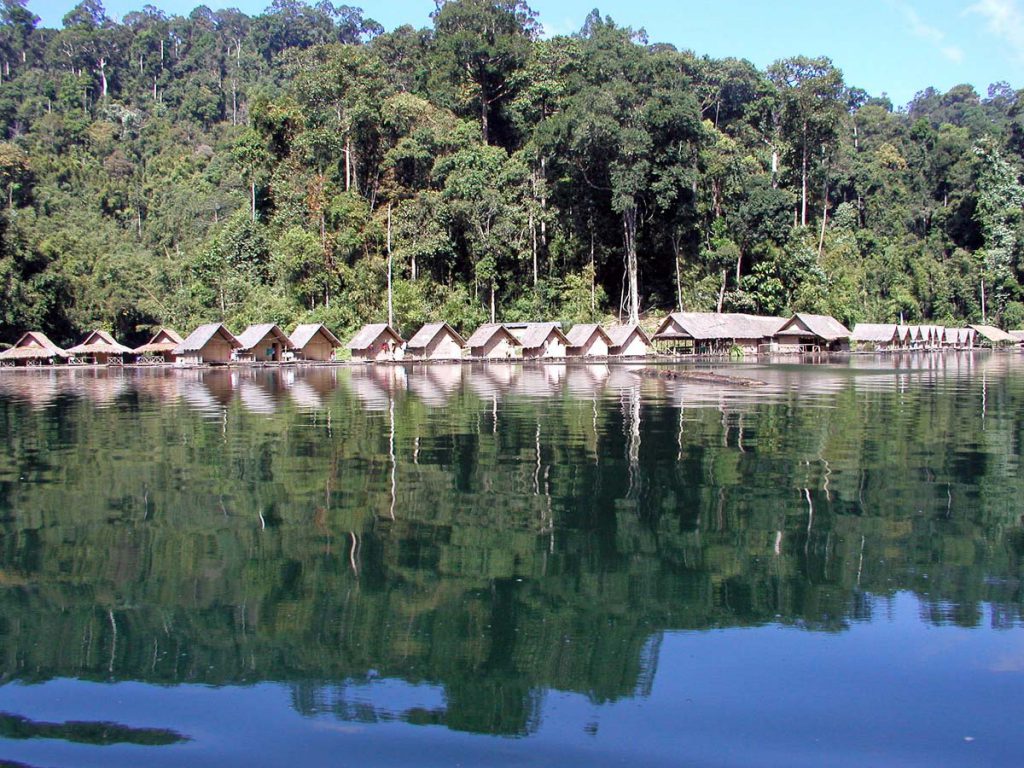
0,331,69,360
68,330,133,356
466,324,521,348
236,323,295,352
174,323,242,354
851,323,899,342
506,322,569,349
290,323,342,350
970,324,1016,343
947,328,977,344
406,322,466,350
605,323,652,347
133,328,183,355
776,313,851,341
346,324,403,350
1009,330,1024,342
565,324,611,347
654,312,787,341
896,325,912,341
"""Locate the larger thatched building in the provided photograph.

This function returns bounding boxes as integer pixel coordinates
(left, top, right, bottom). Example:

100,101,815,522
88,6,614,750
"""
851,323,901,350
653,313,786,355
774,314,851,352
173,323,242,365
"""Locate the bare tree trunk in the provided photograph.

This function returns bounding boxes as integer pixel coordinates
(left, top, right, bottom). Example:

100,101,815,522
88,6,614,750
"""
717,269,726,313
980,277,987,324
344,138,351,192
590,231,596,314
489,282,495,323
386,202,394,328
623,207,639,325
250,181,256,223
817,187,828,259
530,208,537,286
480,96,489,144
800,133,808,227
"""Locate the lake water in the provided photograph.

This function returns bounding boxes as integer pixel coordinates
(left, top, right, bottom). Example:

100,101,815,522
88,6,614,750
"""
0,354,1021,767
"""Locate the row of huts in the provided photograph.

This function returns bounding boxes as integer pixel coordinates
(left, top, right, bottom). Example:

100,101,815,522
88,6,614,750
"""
1,313,1021,367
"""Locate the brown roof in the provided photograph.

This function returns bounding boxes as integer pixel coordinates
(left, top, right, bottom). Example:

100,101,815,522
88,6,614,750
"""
290,323,342,349
133,328,184,355
466,324,521,348
776,313,851,341
174,323,242,354
970,324,1016,343
68,330,133,355
654,313,787,341
346,324,403,350
506,322,569,349
851,323,899,342
565,324,612,347
406,322,467,350
0,331,69,360
606,323,652,347
236,323,295,352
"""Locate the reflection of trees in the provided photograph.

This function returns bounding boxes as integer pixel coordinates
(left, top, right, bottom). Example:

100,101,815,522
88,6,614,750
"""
0,364,1021,736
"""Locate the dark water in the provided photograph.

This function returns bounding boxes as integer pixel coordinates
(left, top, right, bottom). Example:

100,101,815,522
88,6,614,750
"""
0,354,1021,767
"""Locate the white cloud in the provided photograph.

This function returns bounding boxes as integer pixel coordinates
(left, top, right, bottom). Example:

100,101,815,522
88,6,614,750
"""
896,2,965,63
967,0,1024,62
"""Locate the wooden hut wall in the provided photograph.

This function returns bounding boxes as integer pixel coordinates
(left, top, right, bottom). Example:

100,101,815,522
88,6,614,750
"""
610,330,650,357
299,333,336,361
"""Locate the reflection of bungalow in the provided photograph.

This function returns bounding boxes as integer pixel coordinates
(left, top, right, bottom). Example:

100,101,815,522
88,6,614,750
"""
851,323,900,350
653,313,786,355
970,324,1017,347
0,331,69,366
289,323,342,362
235,324,295,363
607,324,653,357
173,323,242,365
409,364,463,406
566,324,611,358
68,330,133,364
507,322,569,359
774,313,850,352
467,324,522,359
133,328,183,363
406,322,466,360
347,324,404,362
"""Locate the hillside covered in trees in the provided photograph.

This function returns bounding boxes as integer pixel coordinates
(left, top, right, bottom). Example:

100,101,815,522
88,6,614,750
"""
0,0,1022,346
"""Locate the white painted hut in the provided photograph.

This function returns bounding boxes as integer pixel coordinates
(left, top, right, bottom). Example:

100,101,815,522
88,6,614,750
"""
173,323,242,365
507,322,570,359
346,324,405,362
565,324,611,358
653,313,787,355
290,323,342,361
466,324,522,359
606,323,653,357
774,313,851,352
133,328,184,363
850,323,900,350
405,322,466,360
68,330,133,364
0,331,69,366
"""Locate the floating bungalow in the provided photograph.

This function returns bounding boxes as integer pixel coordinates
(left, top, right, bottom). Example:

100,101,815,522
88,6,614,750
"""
0,331,69,366
405,322,466,361
68,330,133,364
970,324,1018,347
851,323,901,351
946,328,977,349
653,313,786,355
346,324,404,362
235,324,295,363
133,328,183,363
606,323,653,357
1010,330,1024,344
289,323,342,362
774,313,851,352
565,324,612,358
507,322,570,359
173,323,242,365
466,324,522,359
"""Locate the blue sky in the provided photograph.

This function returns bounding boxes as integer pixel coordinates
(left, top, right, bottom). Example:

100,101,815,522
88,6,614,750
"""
27,0,1023,108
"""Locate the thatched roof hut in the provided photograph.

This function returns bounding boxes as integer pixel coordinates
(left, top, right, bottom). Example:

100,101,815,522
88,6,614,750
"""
406,322,466,360
133,328,184,361
466,324,522,359
68,330,133,362
507,322,570,359
346,324,404,362
654,312,786,354
970,324,1017,345
775,313,851,351
851,323,900,348
606,323,653,357
173,323,242,364
565,324,611,357
0,331,69,365
946,328,977,348
235,324,295,362
1009,330,1024,344
289,323,342,361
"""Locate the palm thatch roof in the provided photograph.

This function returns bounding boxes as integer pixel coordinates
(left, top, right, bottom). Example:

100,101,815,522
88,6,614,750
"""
290,323,342,350
235,323,295,352
174,323,242,354
947,328,977,345
605,323,652,347
851,323,899,342
506,322,569,349
565,324,612,347
970,324,1016,343
346,323,403,350
406,322,466,350
466,324,521,348
0,331,69,360
654,312,787,341
776,313,851,341
68,330,133,356
133,328,184,355
1009,330,1024,343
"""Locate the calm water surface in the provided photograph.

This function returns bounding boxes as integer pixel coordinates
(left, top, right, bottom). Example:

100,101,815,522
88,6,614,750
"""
0,354,1021,766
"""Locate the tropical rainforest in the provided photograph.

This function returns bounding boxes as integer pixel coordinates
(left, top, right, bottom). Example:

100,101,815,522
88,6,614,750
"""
0,0,1022,346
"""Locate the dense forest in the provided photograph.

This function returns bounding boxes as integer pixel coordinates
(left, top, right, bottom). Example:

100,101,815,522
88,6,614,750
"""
0,0,1022,346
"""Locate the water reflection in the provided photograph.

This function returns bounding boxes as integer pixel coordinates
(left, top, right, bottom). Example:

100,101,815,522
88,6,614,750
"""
0,354,1021,753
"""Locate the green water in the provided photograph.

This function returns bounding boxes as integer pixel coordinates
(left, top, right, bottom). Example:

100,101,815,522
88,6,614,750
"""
0,354,1021,766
